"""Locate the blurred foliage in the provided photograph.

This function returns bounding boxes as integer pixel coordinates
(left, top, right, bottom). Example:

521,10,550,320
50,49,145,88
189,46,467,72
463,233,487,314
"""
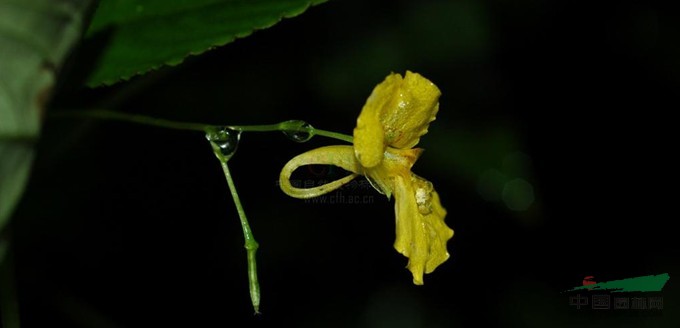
3,0,679,327
0,0,93,241
0,1,94,327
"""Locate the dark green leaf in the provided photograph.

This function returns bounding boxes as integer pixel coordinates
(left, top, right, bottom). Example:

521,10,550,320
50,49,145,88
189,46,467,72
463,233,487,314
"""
85,0,328,87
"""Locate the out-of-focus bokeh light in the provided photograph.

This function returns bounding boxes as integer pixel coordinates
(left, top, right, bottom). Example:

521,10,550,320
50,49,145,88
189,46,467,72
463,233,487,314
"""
476,152,535,212
502,178,534,211
476,168,506,202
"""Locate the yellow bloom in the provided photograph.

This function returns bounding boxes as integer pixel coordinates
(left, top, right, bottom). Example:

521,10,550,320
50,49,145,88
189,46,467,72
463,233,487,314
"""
279,71,454,285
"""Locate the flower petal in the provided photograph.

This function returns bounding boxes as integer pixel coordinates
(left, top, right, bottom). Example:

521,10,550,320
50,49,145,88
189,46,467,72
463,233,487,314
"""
383,71,441,149
279,145,361,199
392,173,453,285
354,71,441,160
354,73,402,168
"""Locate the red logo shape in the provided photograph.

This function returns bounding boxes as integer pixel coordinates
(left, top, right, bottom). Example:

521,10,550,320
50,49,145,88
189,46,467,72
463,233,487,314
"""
583,276,596,290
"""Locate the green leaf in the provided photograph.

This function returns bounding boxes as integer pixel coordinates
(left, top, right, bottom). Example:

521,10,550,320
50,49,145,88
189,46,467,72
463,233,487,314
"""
0,0,93,233
85,0,328,87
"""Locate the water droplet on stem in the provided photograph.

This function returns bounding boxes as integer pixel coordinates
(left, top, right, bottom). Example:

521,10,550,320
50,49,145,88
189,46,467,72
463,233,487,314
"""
281,120,315,143
206,127,241,161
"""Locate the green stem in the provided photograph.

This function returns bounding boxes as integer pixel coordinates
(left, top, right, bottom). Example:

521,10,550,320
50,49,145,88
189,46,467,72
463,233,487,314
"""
52,109,209,132
52,110,354,143
219,161,260,314
314,129,354,143
229,121,354,143
226,123,282,132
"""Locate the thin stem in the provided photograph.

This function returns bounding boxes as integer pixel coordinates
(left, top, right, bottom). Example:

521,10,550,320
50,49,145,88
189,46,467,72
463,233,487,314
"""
52,110,354,143
220,161,260,314
314,128,354,143
229,121,354,144
53,109,209,131
227,123,282,132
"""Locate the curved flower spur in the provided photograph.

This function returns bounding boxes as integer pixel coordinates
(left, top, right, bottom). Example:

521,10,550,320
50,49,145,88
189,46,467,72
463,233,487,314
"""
279,71,454,285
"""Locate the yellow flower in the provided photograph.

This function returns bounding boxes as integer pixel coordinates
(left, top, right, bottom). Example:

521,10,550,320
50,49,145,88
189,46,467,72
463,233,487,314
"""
279,71,454,285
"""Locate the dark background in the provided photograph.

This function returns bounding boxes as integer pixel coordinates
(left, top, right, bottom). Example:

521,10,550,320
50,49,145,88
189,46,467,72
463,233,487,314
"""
9,0,679,327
